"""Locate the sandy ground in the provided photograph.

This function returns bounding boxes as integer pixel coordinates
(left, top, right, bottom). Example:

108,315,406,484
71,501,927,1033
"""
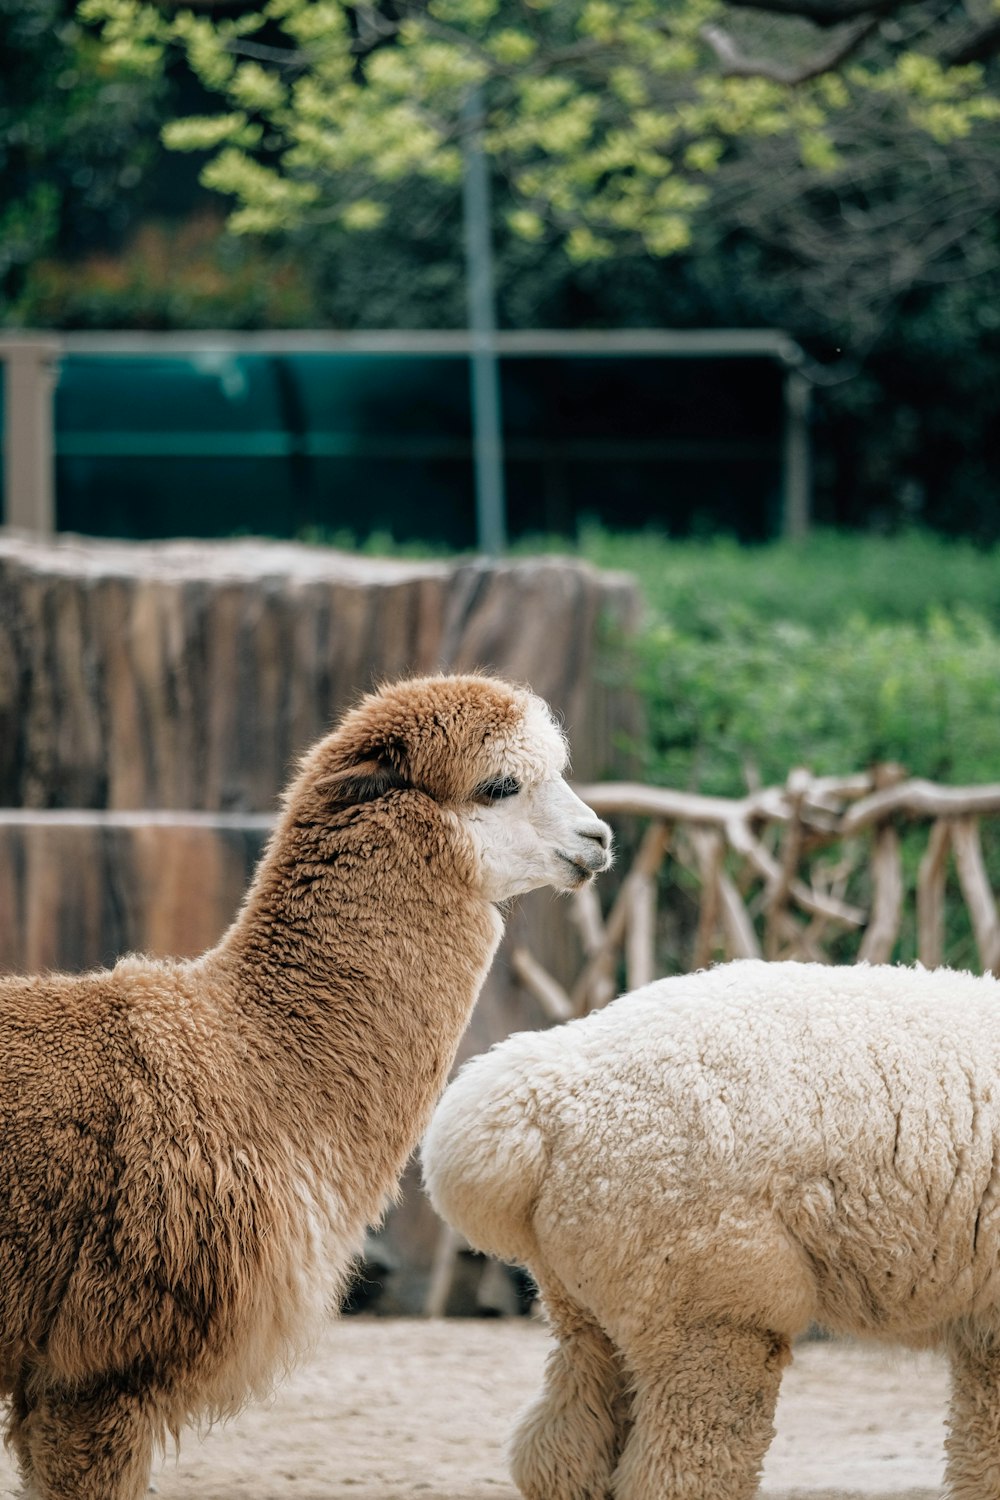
0,1319,948,1500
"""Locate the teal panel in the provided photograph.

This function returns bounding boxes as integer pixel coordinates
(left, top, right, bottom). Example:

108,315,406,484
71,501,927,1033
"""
37,349,786,544
287,353,470,442
56,354,283,435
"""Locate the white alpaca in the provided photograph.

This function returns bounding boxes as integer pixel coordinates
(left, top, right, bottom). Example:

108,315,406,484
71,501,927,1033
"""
424,959,1000,1500
0,672,612,1500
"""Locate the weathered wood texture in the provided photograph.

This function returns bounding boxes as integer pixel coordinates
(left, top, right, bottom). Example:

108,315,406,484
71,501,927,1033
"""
0,535,637,981
0,813,269,974
0,535,636,812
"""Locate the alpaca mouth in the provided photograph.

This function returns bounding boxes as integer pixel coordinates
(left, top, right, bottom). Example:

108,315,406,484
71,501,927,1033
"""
558,852,601,886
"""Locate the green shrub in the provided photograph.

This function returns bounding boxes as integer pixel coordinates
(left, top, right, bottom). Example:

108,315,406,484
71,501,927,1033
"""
566,525,1000,636
634,607,1000,796
561,526,1000,970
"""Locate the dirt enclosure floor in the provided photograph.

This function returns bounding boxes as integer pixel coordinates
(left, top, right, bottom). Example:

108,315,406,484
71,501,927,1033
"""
0,1318,949,1500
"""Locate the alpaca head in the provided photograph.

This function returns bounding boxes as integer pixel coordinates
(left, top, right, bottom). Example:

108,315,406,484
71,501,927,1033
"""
305,673,613,901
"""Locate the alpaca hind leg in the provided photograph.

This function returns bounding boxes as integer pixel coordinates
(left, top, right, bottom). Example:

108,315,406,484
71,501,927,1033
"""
510,1273,629,1500
15,1379,155,1500
611,1318,789,1500
945,1327,1000,1499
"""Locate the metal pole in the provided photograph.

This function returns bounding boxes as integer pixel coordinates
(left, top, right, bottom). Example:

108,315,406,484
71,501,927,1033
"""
461,86,507,555
2,335,60,535
782,367,811,541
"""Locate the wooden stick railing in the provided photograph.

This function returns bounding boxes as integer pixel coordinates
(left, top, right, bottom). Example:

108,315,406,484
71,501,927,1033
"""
511,767,1000,1023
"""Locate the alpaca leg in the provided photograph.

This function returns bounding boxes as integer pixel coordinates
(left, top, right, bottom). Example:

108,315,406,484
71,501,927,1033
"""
510,1275,629,1500
14,1379,155,1500
4,1373,33,1490
611,1318,789,1500
945,1329,1000,1499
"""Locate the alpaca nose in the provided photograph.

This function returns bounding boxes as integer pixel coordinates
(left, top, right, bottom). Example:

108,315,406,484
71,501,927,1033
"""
579,819,613,867
582,821,611,851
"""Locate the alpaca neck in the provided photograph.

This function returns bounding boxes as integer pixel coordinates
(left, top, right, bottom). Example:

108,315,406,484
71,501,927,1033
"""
211,795,504,1211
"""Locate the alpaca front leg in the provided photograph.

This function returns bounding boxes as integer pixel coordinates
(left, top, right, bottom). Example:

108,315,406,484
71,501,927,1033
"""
4,1372,34,1491
510,1276,629,1500
14,1379,155,1500
611,1319,789,1500
945,1328,1000,1499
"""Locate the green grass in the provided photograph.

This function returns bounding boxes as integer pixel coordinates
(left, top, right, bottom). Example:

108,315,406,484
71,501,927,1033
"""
512,525,1000,792
547,526,1000,970
532,524,1000,634
631,606,1000,794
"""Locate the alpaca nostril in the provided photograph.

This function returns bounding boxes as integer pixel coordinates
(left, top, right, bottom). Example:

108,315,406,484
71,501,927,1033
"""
582,823,612,851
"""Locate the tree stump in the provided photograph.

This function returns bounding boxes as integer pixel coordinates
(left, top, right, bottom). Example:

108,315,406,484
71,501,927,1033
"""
0,535,636,811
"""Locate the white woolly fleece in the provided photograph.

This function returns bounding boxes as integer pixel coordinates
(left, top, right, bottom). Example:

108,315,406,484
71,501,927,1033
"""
423,961,1000,1500
426,960,1000,1343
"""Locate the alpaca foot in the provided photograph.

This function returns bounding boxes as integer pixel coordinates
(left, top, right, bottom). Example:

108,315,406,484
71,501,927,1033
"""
945,1328,1000,1499
510,1392,618,1500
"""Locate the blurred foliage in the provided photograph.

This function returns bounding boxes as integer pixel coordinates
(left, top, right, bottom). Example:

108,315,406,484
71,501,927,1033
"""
555,525,1000,970
633,606,1000,796
3,1,996,537
298,524,448,559
522,526,1000,793
81,0,1000,281
319,522,1000,792
15,214,317,328
559,524,1000,634
640,593,1000,967
69,0,1000,539
0,0,163,312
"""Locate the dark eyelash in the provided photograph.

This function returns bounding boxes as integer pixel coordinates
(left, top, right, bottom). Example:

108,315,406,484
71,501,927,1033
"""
475,776,521,803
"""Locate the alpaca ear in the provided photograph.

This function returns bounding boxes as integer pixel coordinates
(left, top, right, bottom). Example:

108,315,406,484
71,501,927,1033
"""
317,757,409,806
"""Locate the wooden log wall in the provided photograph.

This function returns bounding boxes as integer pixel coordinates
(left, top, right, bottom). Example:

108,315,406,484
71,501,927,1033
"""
0,811,269,974
0,535,636,812
0,533,640,1312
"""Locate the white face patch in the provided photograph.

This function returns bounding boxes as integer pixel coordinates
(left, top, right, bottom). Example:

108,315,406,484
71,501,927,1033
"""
458,693,613,902
510,695,572,784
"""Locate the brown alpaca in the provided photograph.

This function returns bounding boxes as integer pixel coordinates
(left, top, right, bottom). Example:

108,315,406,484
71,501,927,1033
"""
0,673,612,1499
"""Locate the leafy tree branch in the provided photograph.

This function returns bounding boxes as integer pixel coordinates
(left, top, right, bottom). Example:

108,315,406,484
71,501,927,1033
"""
78,0,1000,349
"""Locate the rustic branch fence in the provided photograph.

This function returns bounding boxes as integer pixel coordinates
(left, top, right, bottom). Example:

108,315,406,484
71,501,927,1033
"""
509,767,1000,1023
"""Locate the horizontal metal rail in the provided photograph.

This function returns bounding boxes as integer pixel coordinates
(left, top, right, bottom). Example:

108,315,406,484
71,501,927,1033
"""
47,328,805,364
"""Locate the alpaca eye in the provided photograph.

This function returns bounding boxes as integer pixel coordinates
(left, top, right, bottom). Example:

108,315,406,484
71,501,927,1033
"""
475,776,521,804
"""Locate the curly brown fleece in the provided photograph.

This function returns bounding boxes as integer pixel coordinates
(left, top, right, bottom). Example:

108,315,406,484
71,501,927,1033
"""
0,672,611,1500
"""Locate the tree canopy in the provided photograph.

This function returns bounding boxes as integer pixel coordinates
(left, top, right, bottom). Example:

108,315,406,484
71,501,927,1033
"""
80,0,1000,349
